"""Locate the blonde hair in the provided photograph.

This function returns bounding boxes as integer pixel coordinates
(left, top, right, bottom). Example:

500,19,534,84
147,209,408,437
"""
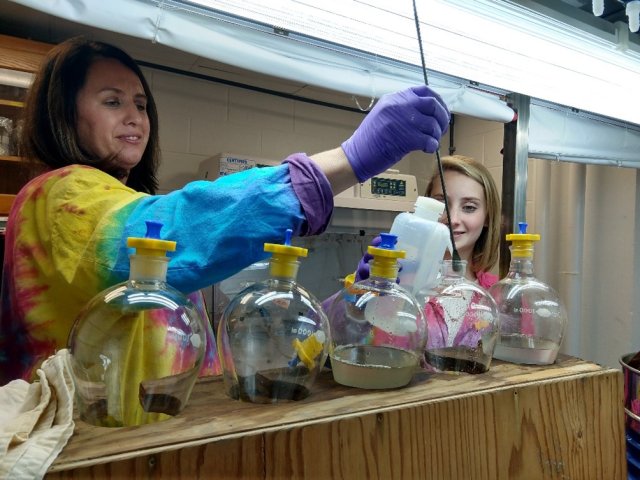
425,155,500,274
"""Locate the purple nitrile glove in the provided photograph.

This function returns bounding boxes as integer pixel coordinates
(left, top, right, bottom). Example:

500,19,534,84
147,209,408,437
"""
355,235,382,282
342,85,451,183
354,236,402,283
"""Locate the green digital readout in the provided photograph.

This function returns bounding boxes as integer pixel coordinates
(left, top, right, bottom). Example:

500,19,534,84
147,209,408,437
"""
371,177,407,196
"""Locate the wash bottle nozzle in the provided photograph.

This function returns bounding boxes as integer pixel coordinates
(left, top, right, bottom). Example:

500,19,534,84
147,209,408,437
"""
414,196,445,220
368,232,405,280
506,222,540,258
289,331,326,369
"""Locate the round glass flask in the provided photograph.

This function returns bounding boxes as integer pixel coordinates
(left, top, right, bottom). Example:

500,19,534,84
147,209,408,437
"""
423,259,499,374
326,233,426,389
217,229,329,403
489,223,567,364
68,221,207,427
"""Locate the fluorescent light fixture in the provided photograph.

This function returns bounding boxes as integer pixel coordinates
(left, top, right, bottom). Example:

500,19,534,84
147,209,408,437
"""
9,0,640,124
431,0,640,125
183,0,640,124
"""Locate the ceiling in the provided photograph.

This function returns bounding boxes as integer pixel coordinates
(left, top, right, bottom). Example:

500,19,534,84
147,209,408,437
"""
1,0,639,116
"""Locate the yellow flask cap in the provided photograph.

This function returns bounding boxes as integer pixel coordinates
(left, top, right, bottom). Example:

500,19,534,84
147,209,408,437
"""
506,222,540,258
344,273,355,289
127,221,177,256
369,233,405,280
264,229,308,278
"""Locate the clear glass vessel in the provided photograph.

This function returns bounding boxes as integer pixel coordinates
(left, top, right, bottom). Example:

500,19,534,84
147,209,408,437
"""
68,221,207,427
423,259,499,374
489,223,567,365
217,229,329,403
326,233,426,389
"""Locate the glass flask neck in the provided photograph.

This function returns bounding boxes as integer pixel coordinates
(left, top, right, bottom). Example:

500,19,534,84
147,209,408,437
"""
441,259,467,281
269,257,300,281
129,254,169,282
269,277,297,290
508,256,534,275
368,274,399,287
271,273,299,283
508,245,535,276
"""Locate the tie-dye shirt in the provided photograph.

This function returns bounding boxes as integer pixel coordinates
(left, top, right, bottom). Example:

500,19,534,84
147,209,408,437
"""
0,153,333,384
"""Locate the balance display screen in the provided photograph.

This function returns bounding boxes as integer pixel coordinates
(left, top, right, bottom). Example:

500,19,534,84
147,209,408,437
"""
370,177,407,197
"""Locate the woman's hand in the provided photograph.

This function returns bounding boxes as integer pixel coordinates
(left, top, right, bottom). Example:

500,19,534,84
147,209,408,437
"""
342,85,450,182
355,235,382,282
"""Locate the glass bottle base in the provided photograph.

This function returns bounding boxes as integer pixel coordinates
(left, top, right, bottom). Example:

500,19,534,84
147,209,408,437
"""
493,333,558,365
424,347,490,374
330,345,419,389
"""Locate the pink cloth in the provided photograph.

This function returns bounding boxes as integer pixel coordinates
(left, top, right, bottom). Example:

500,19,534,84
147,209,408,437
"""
476,271,499,289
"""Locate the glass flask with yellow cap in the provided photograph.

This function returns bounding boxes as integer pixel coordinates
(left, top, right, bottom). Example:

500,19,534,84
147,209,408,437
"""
423,259,499,374
325,233,426,389
489,222,567,364
217,229,329,403
68,221,207,427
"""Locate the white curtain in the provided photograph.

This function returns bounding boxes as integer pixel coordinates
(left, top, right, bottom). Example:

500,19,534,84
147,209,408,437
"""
529,103,640,168
530,159,640,368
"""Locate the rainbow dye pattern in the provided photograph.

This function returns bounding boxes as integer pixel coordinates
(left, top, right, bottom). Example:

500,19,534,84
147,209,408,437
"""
0,165,221,384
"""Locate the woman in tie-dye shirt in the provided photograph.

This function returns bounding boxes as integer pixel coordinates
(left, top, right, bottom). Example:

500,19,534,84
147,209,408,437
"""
0,37,451,386
0,39,339,384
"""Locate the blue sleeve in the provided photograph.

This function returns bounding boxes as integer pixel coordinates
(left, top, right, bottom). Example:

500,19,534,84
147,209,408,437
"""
114,164,307,293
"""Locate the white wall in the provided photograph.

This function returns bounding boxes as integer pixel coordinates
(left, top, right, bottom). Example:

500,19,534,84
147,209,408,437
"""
449,114,504,184
145,65,446,194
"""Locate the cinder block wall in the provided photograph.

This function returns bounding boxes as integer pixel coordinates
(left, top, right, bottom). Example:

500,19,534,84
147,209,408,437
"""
145,66,446,194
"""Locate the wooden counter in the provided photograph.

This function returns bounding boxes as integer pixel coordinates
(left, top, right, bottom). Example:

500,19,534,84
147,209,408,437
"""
48,355,625,479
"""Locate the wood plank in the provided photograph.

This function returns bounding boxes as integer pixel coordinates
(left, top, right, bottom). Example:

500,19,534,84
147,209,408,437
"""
0,193,16,215
0,34,52,72
47,355,625,479
47,436,266,479
0,162,46,195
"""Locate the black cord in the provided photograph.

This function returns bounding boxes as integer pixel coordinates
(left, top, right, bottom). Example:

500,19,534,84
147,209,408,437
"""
411,0,461,268
135,60,367,114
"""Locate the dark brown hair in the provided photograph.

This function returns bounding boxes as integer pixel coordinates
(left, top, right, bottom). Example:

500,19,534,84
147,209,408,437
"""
19,36,159,194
